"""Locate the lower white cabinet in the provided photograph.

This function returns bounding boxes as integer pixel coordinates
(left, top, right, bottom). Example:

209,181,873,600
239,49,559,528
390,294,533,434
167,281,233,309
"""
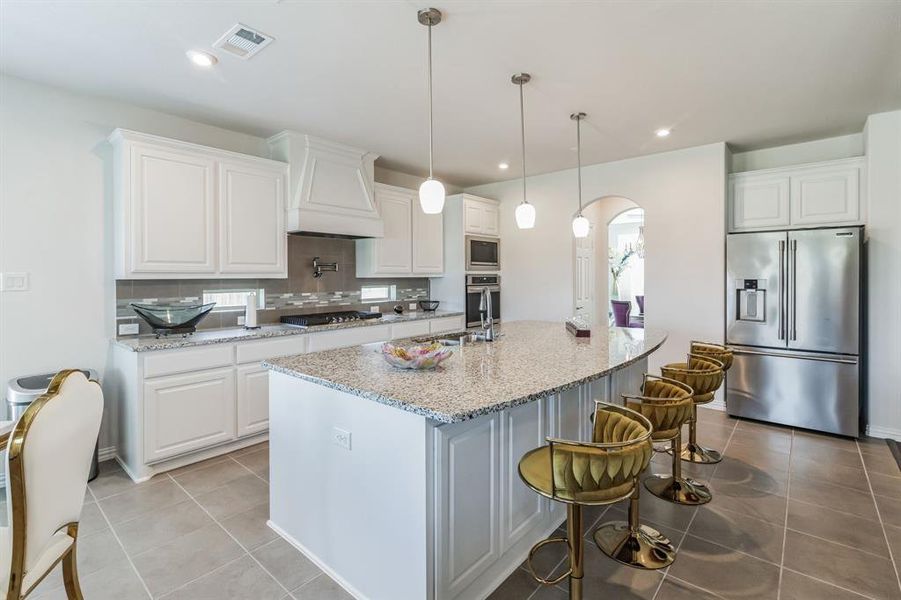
144,368,236,463
307,324,392,352
430,315,466,334
236,364,271,438
390,319,431,339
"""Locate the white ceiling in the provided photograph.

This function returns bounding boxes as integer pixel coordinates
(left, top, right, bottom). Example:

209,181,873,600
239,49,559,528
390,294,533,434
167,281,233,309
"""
1,1,899,186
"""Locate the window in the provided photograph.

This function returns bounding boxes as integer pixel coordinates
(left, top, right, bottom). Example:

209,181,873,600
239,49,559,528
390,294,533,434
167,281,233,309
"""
360,284,396,303
202,289,264,311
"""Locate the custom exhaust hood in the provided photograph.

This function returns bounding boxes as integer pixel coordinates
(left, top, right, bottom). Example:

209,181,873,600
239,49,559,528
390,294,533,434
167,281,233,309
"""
268,131,384,238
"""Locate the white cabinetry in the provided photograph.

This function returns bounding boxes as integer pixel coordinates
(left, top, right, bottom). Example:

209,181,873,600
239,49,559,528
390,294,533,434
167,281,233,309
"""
110,129,288,279
236,364,270,438
356,183,444,277
463,195,500,236
729,158,864,232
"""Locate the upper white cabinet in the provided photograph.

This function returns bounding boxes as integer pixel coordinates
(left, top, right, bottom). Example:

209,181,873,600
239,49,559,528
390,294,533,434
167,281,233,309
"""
729,157,864,232
110,129,288,279
463,195,500,236
356,183,444,277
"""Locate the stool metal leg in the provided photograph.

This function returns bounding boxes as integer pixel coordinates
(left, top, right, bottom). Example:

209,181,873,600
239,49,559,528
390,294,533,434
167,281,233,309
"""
678,403,723,464
644,432,712,505
594,480,676,569
567,504,583,600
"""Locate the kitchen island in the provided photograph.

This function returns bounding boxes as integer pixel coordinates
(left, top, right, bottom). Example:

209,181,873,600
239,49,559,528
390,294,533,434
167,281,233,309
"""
265,321,666,600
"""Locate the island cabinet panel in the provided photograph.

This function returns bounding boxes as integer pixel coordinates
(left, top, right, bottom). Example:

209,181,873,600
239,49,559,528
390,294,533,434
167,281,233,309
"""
500,399,547,552
236,364,270,438
435,414,501,599
143,368,236,463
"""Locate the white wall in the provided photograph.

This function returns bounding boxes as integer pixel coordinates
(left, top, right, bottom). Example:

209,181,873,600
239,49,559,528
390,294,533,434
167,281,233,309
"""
374,165,463,194
730,133,863,173
864,110,901,439
467,143,728,376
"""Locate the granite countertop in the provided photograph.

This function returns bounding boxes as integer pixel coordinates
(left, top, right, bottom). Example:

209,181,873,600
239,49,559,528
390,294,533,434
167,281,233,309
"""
113,310,465,352
265,321,667,423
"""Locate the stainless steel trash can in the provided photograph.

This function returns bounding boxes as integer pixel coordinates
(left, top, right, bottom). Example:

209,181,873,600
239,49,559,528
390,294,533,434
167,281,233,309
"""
6,369,100,481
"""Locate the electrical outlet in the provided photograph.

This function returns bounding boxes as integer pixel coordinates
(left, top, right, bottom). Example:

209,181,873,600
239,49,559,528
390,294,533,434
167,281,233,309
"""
409,303,417,311
118,323,139,335
0,272,29,292
237,315,246,326
370,305,379,314
332,427,351,450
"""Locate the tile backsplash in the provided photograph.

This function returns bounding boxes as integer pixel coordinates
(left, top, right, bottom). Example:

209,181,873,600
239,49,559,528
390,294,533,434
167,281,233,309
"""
116,235,431,335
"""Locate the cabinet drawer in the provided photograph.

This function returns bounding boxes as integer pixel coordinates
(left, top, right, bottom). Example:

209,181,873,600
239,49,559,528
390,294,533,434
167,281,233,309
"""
307,324,392,352
236,336,307,364
143,344,234,378
430,316,465,334
391,319,431,340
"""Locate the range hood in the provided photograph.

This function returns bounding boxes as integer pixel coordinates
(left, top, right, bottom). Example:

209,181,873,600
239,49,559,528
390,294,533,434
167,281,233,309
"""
268,131,383,238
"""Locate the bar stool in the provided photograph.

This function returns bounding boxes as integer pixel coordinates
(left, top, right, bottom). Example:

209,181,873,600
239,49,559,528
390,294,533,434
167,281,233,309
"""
518,402,653,600
594,374,694,569
665,350,728,465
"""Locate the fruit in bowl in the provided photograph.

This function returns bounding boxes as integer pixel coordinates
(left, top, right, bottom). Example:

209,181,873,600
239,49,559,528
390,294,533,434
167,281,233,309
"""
382,341,453,370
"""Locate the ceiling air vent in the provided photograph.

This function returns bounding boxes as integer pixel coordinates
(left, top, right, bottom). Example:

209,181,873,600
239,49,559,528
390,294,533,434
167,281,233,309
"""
213,24,274,60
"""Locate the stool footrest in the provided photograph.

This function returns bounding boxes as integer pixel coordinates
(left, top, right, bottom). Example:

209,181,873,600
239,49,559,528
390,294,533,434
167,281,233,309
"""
526,537,572,586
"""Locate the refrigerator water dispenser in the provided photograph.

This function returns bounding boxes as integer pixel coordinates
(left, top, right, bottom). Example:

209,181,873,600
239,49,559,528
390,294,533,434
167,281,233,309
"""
736,279,766,322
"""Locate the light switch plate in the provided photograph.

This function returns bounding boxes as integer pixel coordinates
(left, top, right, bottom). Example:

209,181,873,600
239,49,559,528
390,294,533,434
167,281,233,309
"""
409,303,417,311
332,427,352,450
0,272,29,292
237,316,246,326
118,323,139,335
369,305,379,314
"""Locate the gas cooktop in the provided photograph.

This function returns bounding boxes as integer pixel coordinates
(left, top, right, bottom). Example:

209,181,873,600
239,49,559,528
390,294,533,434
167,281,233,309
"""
280,310,382,327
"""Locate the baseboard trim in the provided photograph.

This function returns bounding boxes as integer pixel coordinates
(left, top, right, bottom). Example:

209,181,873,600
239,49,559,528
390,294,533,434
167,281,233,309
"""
268,520,367,600
704,400,726,412
866,425,901,440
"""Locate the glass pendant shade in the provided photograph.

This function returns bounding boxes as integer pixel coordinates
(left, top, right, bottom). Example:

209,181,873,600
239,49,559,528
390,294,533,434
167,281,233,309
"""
572,214,590,238
515,202,536,229
419,178,446,214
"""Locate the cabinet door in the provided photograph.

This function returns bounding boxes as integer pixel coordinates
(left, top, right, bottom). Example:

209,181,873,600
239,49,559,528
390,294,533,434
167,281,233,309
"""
373,188,413,274
464,201,484,234
236,364,270,438
500,400,546,553
219,161,287,276
481,204,500,236
144,368,236,463
131,145,217,274
412,204,444,274
790,164,860,226
730,174,791,231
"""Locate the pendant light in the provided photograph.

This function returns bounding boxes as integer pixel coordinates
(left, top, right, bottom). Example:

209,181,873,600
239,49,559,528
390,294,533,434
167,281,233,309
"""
512,73,536,229
418,8,445,214
570,112,590,238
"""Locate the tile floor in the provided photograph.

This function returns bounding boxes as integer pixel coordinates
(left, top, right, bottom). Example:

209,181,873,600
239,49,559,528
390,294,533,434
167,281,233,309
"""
10,409,901,600
489,409,901,600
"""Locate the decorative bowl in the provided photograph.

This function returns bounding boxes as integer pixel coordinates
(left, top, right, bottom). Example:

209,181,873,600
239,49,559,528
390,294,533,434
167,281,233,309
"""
130,302,216,336
382,341,453,370
418,300,440,312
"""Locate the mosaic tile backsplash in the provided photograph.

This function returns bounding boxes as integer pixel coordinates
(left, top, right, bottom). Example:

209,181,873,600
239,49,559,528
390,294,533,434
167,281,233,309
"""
116,236,431,335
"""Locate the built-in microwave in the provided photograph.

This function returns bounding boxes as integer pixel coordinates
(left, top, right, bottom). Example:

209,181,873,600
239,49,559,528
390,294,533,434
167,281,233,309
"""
465,235,500,271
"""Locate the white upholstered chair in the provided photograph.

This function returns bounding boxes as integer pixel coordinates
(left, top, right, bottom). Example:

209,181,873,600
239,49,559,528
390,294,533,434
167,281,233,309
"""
0,370,103,599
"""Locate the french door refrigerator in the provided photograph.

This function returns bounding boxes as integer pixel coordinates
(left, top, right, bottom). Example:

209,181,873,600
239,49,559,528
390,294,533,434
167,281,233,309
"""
726,226,862,437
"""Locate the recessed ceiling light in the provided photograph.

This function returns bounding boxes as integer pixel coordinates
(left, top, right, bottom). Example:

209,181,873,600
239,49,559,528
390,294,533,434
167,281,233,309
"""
186,50,218,68
498,162,509,170
655,128,671,138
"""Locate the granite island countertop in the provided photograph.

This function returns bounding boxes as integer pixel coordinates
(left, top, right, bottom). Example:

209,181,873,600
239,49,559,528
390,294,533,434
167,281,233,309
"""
113,310,465,352
264,320,667,423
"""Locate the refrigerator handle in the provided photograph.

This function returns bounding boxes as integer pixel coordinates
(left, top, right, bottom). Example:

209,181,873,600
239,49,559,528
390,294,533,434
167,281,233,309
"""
778,240,786,340
731,347,857,365
790,239,798,341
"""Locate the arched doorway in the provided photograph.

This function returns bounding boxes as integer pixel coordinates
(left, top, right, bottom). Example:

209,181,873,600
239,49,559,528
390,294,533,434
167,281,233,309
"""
572,196,644,328
608,208,645,327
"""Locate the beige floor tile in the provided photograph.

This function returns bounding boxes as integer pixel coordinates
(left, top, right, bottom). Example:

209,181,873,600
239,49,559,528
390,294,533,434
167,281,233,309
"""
171,458,250,495
486,567,539,600
792,430,859,454
167,454,231,477
689,504,785,563
870,471,901,498
29,562,149,600
728,428,792,455
885,525,901,563
620,484,697,532
792,441,863,469
780,569,874,600
704,481,787,526
726,440,792,469
788,476,878,521
251,538,322,592
530,583,569,599
711,457,788,496
557,545,663,600
131,523,244,597
98,478,190,524
655,577,722,600
859,437,894,457
78,501,110,538
695,407,735,425
231,441,269,457
783,529,900,600
863,452,901,477
875,493,901,529
194,473,269,520
233,448,269,476
220,501,278,550
160,555,285,600
790,454,870,490
668,535,780,599
113,499,214,556
88,461,161,500
787,499,890,557
292,574,354,600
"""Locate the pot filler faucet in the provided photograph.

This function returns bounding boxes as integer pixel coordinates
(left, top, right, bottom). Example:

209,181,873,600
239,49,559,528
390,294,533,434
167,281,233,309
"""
312,257,338,279
476,286,498,342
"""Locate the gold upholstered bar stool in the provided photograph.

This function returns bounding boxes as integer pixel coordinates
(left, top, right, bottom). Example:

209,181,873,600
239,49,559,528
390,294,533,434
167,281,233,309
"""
662,353,726,465
518,403,653,599
679,342,734,464
594,374,694,569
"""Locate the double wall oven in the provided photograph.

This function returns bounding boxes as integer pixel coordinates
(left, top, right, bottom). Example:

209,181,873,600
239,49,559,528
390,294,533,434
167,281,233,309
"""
466,275,500,328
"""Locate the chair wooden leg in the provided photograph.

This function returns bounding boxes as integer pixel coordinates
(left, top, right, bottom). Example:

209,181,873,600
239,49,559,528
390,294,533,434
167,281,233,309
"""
62,526,84,600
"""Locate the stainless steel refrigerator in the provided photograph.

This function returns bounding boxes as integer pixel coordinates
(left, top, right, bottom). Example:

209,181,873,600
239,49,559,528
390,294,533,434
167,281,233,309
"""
726,226,863,437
